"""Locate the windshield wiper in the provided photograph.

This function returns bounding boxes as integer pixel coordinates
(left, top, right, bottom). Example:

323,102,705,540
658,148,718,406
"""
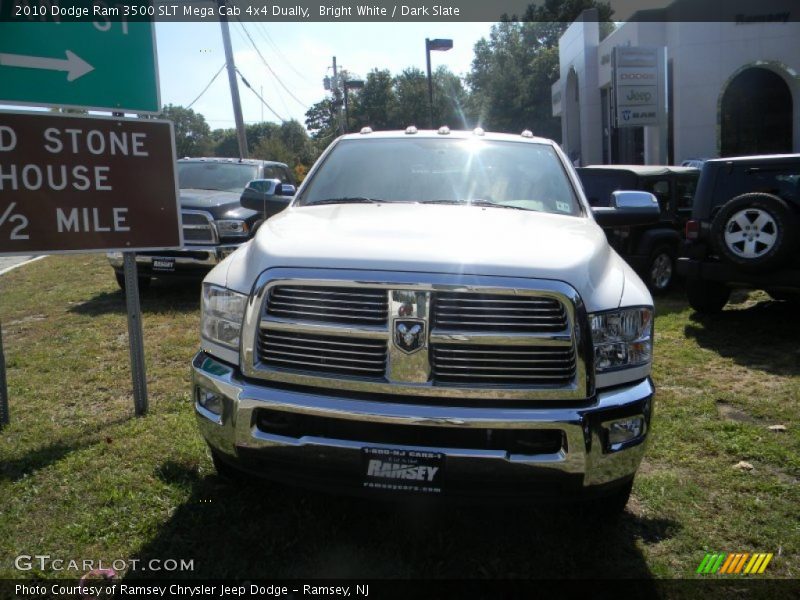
421,199,529,211
305,197,380,206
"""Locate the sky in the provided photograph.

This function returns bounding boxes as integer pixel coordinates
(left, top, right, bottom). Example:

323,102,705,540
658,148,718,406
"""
155,21,494,130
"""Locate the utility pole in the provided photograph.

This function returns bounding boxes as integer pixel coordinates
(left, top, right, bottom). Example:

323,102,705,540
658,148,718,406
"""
219,0,248,159
333,56,344,136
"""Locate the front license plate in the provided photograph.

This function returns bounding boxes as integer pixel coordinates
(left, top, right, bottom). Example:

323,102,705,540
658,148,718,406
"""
151,257,175,272
362,447,444,494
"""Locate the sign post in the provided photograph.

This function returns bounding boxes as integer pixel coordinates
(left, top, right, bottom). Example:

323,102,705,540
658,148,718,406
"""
0,323,8,428
123,253,148,416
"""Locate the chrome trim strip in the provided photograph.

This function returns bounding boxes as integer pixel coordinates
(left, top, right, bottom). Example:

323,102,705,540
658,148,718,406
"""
240,268,592,401
181,209,219,245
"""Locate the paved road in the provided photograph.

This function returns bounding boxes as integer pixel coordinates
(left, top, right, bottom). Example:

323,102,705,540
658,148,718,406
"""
0,256,37,275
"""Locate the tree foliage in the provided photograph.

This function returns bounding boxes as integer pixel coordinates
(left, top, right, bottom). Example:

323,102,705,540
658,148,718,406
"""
160,104,213,157
467,0,614,140
209,120,314,170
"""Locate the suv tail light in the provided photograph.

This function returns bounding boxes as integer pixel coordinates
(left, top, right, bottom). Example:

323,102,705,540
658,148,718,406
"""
685,219,701,240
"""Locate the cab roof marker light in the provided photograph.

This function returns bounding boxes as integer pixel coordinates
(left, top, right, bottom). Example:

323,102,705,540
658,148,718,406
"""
405,126,418,134
360,127,373,134
521,129,534,138
473,127,485,136
438,126,451,135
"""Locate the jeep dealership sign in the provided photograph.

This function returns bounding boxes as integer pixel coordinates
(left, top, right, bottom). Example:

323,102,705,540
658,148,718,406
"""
0,110,181,255
613,46,667,128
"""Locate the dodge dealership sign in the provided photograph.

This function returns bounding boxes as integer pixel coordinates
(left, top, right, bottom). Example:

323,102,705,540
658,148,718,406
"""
613,46,667,128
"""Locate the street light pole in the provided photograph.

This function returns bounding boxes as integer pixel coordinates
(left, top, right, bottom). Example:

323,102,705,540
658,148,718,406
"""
425,38,434,129
424,38,453,130
342,78,364,134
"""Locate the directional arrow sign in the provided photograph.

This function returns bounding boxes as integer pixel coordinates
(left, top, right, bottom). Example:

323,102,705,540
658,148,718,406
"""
0,20,159,113
0,50,95,83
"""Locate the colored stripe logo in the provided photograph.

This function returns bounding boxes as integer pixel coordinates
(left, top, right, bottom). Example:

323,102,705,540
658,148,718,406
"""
697,552,773,574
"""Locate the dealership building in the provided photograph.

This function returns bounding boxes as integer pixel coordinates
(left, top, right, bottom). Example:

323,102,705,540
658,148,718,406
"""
551,0,800,165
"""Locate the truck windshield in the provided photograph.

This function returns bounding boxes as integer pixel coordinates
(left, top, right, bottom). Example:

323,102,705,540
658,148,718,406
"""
177,162,259,192
296,138,582,216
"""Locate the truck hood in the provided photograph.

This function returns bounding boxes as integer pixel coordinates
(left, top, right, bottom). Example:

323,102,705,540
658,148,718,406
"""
221,203,637,312
180,189,255,220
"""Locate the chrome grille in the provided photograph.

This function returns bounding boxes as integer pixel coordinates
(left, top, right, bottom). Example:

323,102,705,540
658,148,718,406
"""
266,286,388,325
245,271,588,402
182,210,217,245
258,330,387,378
431,344,576,386
432,292,567,332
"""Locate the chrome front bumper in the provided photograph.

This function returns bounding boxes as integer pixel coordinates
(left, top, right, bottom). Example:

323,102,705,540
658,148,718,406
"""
107,246,242,269
192,352,653,497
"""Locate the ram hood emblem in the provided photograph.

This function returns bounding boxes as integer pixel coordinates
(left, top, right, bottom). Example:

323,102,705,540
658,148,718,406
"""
394,320,425,354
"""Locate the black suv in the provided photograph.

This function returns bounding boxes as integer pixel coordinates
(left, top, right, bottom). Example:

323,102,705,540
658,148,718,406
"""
578,165,699,293
677,154,800,313
108,158,295,288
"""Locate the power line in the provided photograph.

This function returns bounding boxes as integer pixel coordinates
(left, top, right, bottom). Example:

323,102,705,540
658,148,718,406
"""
253,22,312,85
232,24,292,118
186,63,226,109
237,19,310,111
236,67,286,122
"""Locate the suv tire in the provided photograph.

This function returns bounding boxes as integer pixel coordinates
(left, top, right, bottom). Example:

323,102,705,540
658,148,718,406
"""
711,193,798,272
646,244,676,294
686,279,730,314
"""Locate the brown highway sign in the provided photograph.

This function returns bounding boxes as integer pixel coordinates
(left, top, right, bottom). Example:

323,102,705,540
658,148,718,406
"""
0,110,181,255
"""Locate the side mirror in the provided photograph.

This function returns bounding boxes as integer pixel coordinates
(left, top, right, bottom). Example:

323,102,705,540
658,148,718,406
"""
240,179,292,218
592,191,660,227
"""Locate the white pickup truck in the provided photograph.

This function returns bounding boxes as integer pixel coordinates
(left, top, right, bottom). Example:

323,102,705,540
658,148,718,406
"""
192,128,659,510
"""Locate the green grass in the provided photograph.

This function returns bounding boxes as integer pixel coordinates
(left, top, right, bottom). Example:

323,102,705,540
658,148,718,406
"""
0,255,797,579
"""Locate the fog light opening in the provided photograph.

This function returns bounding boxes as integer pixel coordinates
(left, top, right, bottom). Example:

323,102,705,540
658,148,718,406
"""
603,415,646,451
196,387,224,416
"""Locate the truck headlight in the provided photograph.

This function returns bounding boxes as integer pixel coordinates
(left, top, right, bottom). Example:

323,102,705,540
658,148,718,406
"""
216,219,249,238
201,284,247,349
589,307,653,372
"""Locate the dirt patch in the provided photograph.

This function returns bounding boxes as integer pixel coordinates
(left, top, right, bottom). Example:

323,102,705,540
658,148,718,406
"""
716,400,755,423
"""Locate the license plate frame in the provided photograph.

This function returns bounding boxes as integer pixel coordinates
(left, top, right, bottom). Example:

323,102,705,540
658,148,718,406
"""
361,447,444,494
151,257,176,272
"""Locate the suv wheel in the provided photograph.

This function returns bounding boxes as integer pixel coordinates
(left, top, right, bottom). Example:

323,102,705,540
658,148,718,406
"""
686,279,730,314
647,245,675,294
711,193,798,272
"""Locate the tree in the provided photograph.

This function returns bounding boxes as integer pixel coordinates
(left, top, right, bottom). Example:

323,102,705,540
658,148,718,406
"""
432,66,471,129
352,69,396,130
304,98,338,141
467,0,614,140
392,67,429,129
160,104,213,157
